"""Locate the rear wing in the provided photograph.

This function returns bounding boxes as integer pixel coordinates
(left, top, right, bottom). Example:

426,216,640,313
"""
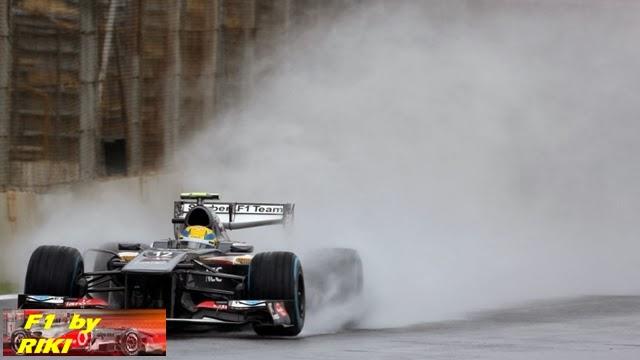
172,196,295,230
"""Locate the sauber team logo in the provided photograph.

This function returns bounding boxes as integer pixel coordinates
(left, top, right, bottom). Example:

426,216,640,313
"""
181,203,284,215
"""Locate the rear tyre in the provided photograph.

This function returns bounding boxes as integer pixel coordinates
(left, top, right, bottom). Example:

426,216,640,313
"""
24,245,84,297
248,251,305,336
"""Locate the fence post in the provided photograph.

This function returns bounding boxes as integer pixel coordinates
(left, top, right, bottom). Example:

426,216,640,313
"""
242,0,256,98
79,1,98,181
127,0,142,175
164,0,182,165
0,0,11,188
202,0,221,124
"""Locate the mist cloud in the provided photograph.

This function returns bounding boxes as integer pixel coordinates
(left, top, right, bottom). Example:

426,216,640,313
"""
178,0,640,328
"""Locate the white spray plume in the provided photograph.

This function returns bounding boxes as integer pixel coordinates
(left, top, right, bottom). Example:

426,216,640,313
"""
178,1,640,328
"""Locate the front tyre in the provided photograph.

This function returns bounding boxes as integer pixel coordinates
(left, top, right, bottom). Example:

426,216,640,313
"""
24,245,84,297
248,252,305,336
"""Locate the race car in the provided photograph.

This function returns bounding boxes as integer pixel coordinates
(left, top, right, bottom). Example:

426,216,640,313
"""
19,193,363,336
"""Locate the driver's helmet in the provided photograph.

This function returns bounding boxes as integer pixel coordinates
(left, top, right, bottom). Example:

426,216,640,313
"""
180,225,216,244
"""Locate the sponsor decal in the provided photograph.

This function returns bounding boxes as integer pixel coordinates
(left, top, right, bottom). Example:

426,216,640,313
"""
211,204,230,213
228,300,267,309
274,302,288,318
2,309,166,356
182,203,230,214
266,302,291,325
181,203,284,215
234,204,284,215
64,297,109,309
204,266,223,283
25,296,64,304
196,301,229,311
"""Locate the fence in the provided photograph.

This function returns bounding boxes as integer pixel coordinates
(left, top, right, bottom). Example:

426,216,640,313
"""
0,0,350,191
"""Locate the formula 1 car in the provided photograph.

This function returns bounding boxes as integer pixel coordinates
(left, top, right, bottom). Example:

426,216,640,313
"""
19,193,363,336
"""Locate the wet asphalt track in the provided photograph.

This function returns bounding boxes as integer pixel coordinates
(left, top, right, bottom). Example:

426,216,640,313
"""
2,295,639,359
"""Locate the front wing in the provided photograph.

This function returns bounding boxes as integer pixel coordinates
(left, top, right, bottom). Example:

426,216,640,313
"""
17,295,292,327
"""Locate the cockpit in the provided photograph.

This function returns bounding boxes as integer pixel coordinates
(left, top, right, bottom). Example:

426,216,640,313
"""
175,239,218,250
175,204,230,247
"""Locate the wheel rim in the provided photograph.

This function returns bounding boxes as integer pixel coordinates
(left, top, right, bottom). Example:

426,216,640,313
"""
124,333,139,354
12,333,25,352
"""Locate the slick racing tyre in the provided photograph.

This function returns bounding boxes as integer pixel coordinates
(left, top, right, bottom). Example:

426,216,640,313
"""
24,245,84,297
248,252,305,336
